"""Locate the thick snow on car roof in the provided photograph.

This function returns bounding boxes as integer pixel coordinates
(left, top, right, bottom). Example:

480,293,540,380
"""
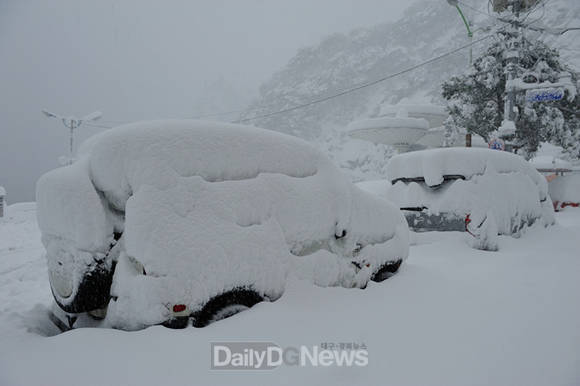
79,120,326,208
386,148,548,194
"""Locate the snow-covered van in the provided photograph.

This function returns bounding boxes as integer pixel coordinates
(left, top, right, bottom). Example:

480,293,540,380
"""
37,120,409,331
386,148,555,237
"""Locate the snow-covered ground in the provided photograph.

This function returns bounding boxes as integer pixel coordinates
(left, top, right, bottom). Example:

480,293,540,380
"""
1,202,579,386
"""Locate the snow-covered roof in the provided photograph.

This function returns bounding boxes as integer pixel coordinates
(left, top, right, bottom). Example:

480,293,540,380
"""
379,104,447,117
378,104,448,128
348,116,429,131
347,117,428,146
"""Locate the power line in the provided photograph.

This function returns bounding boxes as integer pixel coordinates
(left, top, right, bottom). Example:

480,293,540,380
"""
458,0,495,18
95,104,281,126
84,34,496,128
234,34,494,124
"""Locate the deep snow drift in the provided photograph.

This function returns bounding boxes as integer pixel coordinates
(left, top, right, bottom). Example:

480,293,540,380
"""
1,203,579,385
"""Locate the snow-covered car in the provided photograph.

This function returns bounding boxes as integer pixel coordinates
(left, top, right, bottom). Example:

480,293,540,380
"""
37,120,409,330
385,148,555,237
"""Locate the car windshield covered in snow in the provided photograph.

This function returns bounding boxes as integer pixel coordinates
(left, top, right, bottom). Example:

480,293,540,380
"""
36,120,409,330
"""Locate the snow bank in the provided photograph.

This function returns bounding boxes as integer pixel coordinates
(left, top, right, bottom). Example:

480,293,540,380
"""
37,120,408,329
3,202,580,386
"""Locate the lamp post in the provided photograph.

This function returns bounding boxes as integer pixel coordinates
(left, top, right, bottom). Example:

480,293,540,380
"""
0,186,5,218
447,0,475,147
446,0,474,66
42,110,102,165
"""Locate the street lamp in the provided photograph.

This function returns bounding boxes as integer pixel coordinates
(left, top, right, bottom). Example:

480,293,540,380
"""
42,109,102,165
447,0,477,147
447,0,474,66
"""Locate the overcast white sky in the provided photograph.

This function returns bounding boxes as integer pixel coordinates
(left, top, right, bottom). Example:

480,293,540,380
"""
0,0,412,202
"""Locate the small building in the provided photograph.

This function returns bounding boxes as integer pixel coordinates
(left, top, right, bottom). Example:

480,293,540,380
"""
530,156,580,211
0,186,5,218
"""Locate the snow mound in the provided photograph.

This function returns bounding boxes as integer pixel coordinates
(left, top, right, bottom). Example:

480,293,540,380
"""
37,120,408,330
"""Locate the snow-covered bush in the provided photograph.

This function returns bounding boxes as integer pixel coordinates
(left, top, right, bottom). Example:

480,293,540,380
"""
37,120,409,330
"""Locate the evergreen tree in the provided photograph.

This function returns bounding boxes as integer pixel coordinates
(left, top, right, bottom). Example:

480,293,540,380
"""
442,31,579,159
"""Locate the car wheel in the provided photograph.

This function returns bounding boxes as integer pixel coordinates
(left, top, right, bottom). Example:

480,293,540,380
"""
191,288,264,328
371,259,402,282
162,316,190,329
49,260,115,314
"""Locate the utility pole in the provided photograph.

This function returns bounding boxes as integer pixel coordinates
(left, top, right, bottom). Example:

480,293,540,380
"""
492,0,576,152
447,0,475,147
506,0,520,122
42,110,102,165
496,0,524,152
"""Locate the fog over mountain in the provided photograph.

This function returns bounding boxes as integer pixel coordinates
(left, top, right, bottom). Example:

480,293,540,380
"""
243,0,580,181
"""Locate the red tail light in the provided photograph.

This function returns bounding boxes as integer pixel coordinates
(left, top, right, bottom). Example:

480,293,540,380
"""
173,304,186,313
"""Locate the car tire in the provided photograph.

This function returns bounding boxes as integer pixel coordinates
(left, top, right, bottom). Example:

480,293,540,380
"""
162,316,190,329
191,288,264,328
371,259,402,282
49,260,115,314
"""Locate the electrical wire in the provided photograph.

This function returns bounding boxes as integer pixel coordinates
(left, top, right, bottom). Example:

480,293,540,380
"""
81,35,494,128
458,0,496,18
234,34,494,123
85,31,502,129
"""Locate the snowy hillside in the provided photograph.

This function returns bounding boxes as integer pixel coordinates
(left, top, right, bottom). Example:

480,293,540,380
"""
242,0,580,181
